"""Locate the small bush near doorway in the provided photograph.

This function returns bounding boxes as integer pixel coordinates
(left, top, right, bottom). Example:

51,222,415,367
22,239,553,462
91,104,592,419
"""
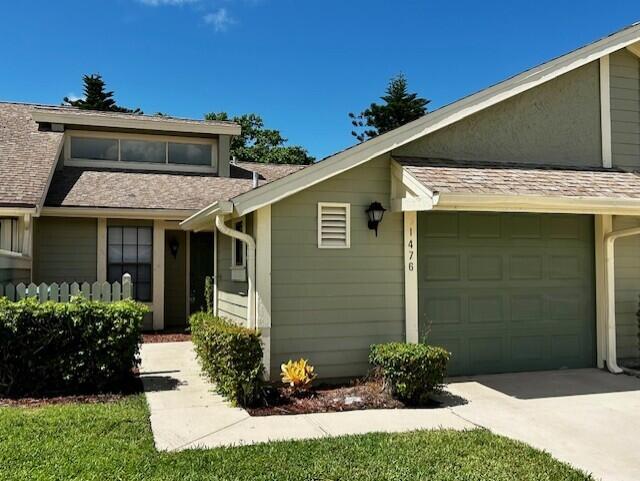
190,312,263,406
369,342,450,405
0,297,147,397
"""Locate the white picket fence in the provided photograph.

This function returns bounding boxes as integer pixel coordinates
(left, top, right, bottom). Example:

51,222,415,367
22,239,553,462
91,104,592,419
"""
0,274,132,303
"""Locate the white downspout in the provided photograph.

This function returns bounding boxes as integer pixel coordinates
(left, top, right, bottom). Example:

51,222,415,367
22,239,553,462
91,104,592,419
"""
603,225,640,374
215,215,256,329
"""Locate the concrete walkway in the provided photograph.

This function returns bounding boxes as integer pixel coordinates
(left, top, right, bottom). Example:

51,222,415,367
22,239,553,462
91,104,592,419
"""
140,342,640,481
139,342,473,451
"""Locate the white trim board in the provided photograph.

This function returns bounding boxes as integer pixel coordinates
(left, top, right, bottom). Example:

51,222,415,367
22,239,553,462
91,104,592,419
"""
210,23,640,219
31,109,241,136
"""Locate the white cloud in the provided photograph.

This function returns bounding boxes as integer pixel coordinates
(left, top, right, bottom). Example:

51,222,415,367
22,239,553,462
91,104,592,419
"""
203,8,235,32
138,0,199,6
66,92,83,102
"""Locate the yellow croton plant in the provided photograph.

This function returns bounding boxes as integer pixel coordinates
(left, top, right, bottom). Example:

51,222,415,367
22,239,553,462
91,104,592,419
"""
280,358,317,389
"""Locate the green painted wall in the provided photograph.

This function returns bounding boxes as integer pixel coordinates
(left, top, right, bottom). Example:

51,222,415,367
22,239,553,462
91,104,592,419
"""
610,49,640,170
270,155,404,380
33,217,97,284
612,216,640,359
418,211,596,375
217,213,253,324
393,62,602,166
164,230,187,328
0,268,30,284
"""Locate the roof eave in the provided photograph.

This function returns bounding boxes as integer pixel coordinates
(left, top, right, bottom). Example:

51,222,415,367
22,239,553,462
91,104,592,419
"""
180,200,234,231
434,192,640,215
31,110,241,136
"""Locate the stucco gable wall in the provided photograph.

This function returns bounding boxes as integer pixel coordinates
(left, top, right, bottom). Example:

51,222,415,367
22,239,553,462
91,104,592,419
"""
393,61,602,167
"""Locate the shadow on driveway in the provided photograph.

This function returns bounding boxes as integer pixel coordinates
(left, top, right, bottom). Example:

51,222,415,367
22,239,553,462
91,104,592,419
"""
448,368,640,399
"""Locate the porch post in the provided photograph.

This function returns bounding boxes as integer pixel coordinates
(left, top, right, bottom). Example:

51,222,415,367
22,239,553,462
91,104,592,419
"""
404,211,419,343
594,214,611,368
152,220,165,331
255,205,272,380
97,218,107,283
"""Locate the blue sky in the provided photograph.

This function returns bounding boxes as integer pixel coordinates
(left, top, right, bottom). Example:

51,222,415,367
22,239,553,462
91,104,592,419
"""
0,1,638,159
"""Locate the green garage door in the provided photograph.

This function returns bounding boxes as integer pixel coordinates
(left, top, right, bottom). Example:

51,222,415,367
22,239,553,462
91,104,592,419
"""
418,212,595,376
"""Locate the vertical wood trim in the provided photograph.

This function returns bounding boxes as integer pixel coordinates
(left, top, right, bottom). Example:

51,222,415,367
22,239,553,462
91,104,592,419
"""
594,214,611,368
404,211,419,343
97,218,107,282
152,220,165,330
600,55,612,168
255,205,272,379
213,230,218,316
185,231,191,321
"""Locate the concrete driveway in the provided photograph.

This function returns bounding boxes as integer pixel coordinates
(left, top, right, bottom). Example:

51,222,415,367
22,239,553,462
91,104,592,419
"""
445,369,640,481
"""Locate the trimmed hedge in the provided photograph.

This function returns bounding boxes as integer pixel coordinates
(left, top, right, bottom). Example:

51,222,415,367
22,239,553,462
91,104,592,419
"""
190,312,263,406
0,297,147,397
369,342,450,405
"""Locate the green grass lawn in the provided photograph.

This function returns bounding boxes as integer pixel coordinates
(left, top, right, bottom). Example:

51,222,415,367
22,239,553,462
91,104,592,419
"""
0,395,592,481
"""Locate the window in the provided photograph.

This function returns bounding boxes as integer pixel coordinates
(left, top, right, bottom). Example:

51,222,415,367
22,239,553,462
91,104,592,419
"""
0,218,19,252
107,226,152,301
232,219,246,267
318,203,350,248
70,137,118,161
120,139,165,163
168,142,211,165
68,134,214,168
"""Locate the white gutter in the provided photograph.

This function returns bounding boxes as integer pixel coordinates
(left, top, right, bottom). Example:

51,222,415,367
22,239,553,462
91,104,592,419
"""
215,215,256,330
603,225,640,374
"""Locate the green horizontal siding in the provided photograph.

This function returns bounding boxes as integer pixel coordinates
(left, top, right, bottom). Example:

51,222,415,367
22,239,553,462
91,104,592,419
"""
610,49,640,171
270,155,404,380
612,216,640,359
33,217,97,284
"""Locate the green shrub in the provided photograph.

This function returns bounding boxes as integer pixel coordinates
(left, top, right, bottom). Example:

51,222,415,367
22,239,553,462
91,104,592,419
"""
190,312,263,406
369,342,450,405
0,297,147,397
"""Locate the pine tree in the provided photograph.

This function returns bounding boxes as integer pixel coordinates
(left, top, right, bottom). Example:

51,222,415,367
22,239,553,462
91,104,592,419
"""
349,74,429,142
63,74,142,114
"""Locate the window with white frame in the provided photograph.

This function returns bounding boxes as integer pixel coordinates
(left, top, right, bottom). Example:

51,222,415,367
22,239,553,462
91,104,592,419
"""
67,132,216,169
0,218,19,253
231,218,246,268
107,226,153,301
318,203,350,248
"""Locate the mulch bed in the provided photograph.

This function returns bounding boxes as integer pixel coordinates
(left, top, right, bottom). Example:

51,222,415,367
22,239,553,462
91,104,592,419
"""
142,332,191,343
0,373,143,408
247,380,416,416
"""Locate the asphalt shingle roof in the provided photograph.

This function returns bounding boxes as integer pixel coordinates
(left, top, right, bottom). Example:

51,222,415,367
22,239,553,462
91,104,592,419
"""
397,157,640,199
0,102,64,207
45,162,306,211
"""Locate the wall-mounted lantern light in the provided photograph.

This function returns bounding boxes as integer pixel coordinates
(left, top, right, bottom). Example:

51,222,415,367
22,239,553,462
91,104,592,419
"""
169,237,180,258
366,201,386,237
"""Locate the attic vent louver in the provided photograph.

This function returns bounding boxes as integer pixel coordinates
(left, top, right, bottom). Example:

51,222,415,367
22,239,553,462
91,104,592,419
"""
317,202,350,249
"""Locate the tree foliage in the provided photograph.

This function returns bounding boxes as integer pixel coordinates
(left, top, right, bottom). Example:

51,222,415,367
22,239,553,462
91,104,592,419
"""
63,74,142,114
205,112,313,165
349,74,429,142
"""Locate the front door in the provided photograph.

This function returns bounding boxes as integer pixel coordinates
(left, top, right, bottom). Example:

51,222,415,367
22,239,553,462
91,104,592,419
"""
190,232,215,315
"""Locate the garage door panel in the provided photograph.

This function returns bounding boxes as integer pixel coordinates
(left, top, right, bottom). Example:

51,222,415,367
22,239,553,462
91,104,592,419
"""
468,294,504,323
468,255,503,280
423,295,463,324
510,335,546,362
419,212,595,375
424,255,461,281
509,255,544,280
508,214,543,239
463,213,501,238
509,294,544,322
